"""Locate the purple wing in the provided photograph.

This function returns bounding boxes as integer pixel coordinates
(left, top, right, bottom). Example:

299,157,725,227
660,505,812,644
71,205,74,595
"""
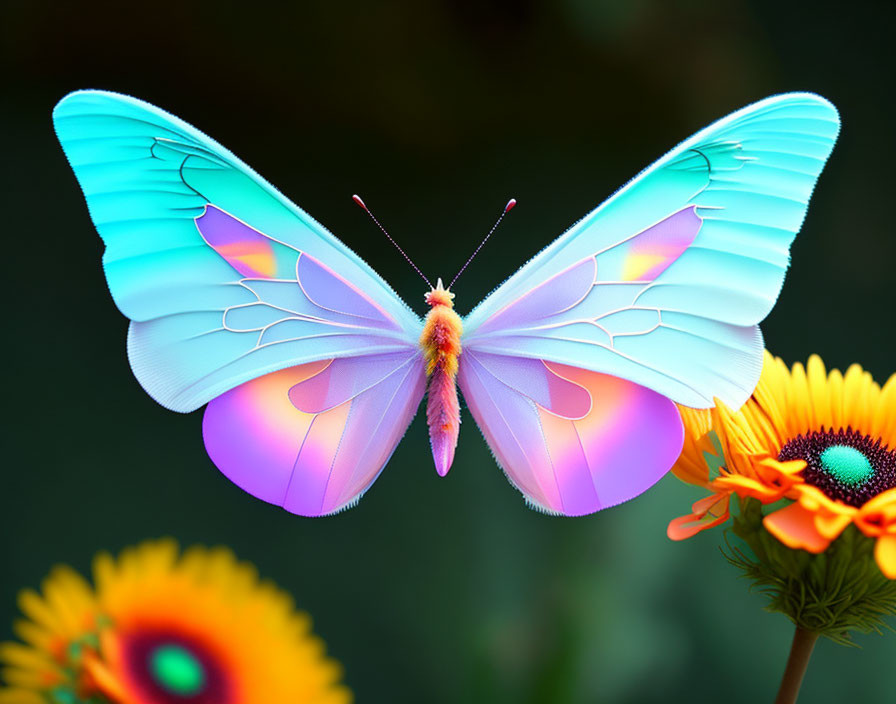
458,351,683,516
203,351,425,516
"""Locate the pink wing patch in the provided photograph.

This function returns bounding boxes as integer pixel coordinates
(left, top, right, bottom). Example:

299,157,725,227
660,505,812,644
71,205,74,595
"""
619,206,702,280
203,352,425,516
196,205,278,278
458,351,683,516
471,354,592,418
471,206,703,338
196,204,403,330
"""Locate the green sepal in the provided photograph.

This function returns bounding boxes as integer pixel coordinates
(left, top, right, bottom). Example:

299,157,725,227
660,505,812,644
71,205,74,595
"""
43,621,115,703
724,496,896,645
703,429,726,482
48,687,77,704
48,685,112,704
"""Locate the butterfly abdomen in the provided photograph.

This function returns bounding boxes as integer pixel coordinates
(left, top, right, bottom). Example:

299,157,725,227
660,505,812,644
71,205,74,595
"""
421,280,462,476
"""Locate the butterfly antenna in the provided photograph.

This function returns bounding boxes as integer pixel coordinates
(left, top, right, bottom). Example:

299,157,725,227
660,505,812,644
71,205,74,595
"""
353,194,432,288
448,198,516,290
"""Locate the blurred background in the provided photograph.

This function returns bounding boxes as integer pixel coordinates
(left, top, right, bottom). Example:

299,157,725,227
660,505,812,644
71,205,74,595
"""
2,1,894,701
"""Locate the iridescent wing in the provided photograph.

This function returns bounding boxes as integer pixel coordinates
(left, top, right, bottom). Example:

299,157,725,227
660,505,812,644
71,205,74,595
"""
460,93,839,515
458,353,682,515
204,353,425,515
54,90,425,515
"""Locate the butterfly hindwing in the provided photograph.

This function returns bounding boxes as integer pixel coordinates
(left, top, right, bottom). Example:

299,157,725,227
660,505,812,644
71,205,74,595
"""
54,90,425,513
458,352,683,515
460,93,839,515
203,352,426,516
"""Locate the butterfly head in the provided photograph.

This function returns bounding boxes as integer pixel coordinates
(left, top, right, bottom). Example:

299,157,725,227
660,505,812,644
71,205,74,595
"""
425,278,455,309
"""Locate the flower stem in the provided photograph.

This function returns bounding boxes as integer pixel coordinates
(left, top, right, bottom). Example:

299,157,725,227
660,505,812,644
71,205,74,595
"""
774,627,818,704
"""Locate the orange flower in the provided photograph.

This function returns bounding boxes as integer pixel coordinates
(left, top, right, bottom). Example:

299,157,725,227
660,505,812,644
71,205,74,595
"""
0,540,351,704
668,351,896,578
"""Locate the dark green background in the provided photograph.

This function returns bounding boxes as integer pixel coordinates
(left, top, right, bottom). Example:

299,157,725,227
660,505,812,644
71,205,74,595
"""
3,1,894,702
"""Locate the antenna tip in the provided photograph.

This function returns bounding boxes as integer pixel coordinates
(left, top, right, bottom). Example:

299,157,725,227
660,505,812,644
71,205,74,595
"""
505,198,517,212
352,194,368,211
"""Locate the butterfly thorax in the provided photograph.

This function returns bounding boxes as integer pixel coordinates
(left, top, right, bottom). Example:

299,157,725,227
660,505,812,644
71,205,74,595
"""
420,279,462,477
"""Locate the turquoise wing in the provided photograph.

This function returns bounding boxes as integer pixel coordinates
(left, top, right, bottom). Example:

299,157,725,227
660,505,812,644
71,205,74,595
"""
54,90,422,413
463,93,839,409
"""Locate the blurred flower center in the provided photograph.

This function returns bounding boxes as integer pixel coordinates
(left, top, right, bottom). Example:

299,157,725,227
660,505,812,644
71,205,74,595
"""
778,428,896,507
122,630,232,704
150,643,206,696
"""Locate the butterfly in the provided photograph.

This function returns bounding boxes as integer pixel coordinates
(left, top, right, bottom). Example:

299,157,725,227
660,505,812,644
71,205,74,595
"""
54,91,839,517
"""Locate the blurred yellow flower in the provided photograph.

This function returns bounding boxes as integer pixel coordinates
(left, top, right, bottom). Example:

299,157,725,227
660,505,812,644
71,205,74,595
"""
0,540,351,704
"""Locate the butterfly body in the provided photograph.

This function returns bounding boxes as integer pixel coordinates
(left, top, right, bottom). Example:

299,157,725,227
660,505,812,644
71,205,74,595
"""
421,279,463,476
53,90,840,517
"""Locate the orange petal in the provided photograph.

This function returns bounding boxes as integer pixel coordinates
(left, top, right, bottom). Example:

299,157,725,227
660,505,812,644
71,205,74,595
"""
856,518,896,542
691,492,729,516
763,502,831,553
667,493,730,540
752,458,805,494
792,484,854,516
667,511,728,540
714,475,784,502
875,535,896,579
813,510,853,541
85,633,132,704
859,488,896,518
853,489,896,537
758,457,806,479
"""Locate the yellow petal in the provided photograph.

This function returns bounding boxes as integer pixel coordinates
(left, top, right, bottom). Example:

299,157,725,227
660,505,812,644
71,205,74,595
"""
670,406,714,486
0,688,46,704
871,373,896,448
875,534,896,579
806,354,830,429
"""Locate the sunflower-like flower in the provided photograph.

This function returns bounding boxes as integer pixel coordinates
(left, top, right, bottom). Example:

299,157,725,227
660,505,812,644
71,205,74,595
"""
0,540,351,704
669,351,896,577
668,352,896,702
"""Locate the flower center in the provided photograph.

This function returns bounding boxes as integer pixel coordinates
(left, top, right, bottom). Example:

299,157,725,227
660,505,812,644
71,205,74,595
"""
778,427,896,507
819,444,874,486
149,644,206,696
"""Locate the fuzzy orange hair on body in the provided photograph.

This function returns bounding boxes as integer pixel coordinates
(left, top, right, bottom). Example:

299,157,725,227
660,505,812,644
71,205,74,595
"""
420,279,463,476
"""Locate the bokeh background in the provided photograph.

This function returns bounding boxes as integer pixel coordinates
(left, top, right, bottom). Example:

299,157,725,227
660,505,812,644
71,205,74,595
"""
3,1,894,702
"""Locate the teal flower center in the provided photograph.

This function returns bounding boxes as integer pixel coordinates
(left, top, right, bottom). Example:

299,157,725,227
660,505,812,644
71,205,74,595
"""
149,644,206,696
819,444,874,486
